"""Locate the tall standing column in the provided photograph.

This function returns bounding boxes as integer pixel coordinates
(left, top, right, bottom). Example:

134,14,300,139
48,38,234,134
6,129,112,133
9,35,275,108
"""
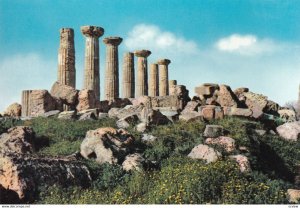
57,28,76,88
103,37,123,100
169,80,177,95
21,90,32,117
81,26,104,100
158,59,171,96
149,63,159,97
134,50,151,97
122,52,135,98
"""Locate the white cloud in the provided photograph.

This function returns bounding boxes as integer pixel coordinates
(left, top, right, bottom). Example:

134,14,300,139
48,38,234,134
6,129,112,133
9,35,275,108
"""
124,24,199,56
215,34,279,55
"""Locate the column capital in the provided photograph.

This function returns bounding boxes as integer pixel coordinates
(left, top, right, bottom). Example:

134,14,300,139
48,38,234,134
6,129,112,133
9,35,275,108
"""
103,36,123,46
60,28,74,35
81,25,104,38
157,59,171,65
134,50,151,58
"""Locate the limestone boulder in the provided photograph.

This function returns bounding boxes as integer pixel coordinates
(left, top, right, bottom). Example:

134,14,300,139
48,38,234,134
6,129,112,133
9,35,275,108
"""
50,81,78,106
188,144,221,163
78,112,97,121
116,114,139,129
223,107,252,117
217,85,240,107
98,113,108,119
136,122,149,133
108,108,121,118
141,134,157,144
243,92,268,119
0,153,91,200
80,127,135,164
157,108,179,122
58,110,76,120
98,98,132,113
199,105,224,120
116,105,145,120
181,101,200,114
3,103,22,117
41,110,60,118
140,108,170,125
76,89,97,112
276,121,300,141
172,85,191,107
203,125,224,138
122,153,145,172
30,90,57,117
278,109,297,122
205,136,236,153
234,87,249,98
195,83,219,99
179,111,202,122
265,100,280,115
229,154,251,172
0,126,35,154
288,189,300,203
151,95,187,110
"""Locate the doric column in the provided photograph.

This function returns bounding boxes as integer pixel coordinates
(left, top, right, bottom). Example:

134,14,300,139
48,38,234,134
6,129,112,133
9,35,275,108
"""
169,80,177,95
81,25,104,100
149,63,159,97
134,50,151,97
57,28,76,88
122,52,135,98
158,59,171,96
21,90,32,117
103,37,123,100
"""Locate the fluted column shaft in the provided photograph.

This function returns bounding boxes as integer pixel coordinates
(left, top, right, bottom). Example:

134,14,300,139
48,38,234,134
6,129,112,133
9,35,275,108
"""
103,37,122,100
134,50,151,98
58,28,76,88
158,59,171,96
169,80,177,95
81,26,104,100
149,63,159,97
122,52,135,98
21,90,32,117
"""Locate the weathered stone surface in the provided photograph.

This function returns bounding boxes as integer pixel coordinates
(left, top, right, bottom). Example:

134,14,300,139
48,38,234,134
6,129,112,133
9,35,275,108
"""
108,108,121,118
203,125,224,138
41,110,61,118
50,81,78,106
140,107,170,125
205,136,236,153
173,85,190,107
81,25,104,100
276,121,300,141
122,52,135,98
135,50,151,97
151,95,186,110
98,98,132,113
57,28,76,88
158,59,171,96
278,109,297,122
116,105,145,120
141,134,157,144
98,113,108,119
265,100,280,115
223,107,252,117
188,144,221,163
116,114,139,129
122,153,145,172
169,80,177,96
181,101,200,114
195,83,219,99
229,154,251,172
288,189,300,203
217,85,240,107
136,122,148,133
179,111,202,122
149,63,159,97
30,90,57,117
78,112,97,121
3,103,22,117
158,108,179,122
58,110,76,120
103,37,123,100
0,153,91,200
21,90,32,117
234,87,249,97
80,127,135,164
76,89,97,112
244,92,268,119
200,105,224,120
0,126,35,154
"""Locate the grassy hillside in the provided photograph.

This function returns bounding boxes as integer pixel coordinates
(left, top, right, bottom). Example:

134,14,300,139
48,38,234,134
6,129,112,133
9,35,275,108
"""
1,116,299,204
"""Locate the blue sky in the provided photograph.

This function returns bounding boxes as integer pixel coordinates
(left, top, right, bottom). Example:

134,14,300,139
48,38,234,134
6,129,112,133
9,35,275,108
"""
1,0,300,111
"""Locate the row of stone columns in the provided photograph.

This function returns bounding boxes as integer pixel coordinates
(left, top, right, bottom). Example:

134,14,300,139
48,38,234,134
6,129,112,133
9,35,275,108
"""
57,25,173,101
